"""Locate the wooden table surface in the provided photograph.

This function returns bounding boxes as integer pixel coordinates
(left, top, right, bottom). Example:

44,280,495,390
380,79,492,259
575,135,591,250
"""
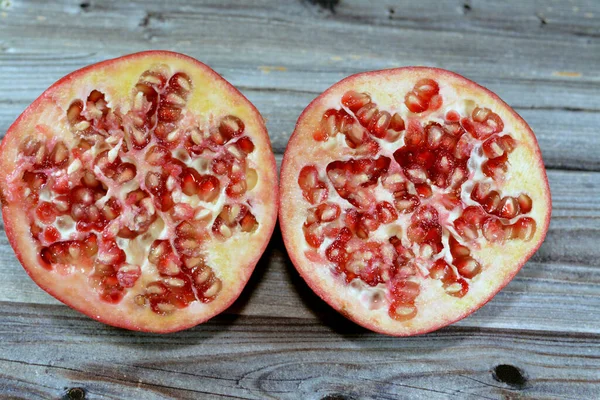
1,1,599,399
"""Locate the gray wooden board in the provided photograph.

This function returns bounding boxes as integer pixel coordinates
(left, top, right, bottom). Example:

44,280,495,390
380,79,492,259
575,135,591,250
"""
0,0,599,399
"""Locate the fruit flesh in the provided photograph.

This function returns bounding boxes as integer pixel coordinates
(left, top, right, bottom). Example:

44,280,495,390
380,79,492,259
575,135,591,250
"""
280,68,551,336
0,51,278,333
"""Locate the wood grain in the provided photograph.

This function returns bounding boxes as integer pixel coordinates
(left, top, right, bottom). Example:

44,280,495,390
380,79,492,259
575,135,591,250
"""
0,303,599,400
1,0,599,170
0,0,599,399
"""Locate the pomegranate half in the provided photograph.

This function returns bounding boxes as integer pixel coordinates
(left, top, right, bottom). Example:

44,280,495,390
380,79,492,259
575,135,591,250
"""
0,51,278,333
280,68,551,336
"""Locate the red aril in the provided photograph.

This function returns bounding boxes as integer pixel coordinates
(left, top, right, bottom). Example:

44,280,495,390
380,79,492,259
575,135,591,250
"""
280,68,551,336
0,51,278,333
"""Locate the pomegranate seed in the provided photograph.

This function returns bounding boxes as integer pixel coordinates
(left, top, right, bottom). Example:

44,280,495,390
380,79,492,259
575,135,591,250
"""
482,191,501,214
36,202,57,224
204,278,222,298
389,302,417,321
316,203,341,222
391,280,421,303
517,194,533,213
355,103,378,127
376,202,397,224
44,226,60,243
414,183,433,198
235,137,255,154
444,278,469,297
445,110,461,122
405,92,427,113
448,235,470,259
429,259,452,281
426,123,444,148
454,217,478,241
483,218,507,242
67,100,84,124
455,257,482,279
49,141,69,167
342,91,371,113
510,217,536,241
368,111,391,138
240,212,258,232
146,145,171,165
394,194,419,214
117,264,141,288
169,72,192,94
219,115,245,140
414,79,439,98
498,196,520,219
404,119,425,146
114,163,136,184
482,154,508,180
389,113,405,132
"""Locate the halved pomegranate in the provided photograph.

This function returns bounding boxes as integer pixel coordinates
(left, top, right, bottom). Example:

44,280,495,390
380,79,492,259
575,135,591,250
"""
280,68,551,336
0,51,278,332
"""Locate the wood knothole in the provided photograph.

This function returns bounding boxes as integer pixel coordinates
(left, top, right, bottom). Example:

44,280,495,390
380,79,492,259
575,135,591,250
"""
63,387,86,400
492,364,528,389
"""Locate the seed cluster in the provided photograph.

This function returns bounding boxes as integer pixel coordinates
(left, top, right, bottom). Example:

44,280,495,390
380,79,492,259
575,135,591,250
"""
300,80,537,321
17,66,260,314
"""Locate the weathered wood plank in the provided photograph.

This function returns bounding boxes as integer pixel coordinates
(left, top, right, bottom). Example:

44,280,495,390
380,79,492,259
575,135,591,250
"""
0,304,598,400
0,170,598,335
1,2,599,170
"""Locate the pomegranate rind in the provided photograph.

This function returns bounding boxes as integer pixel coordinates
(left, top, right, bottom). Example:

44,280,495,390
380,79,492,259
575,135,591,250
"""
0,51,278,333
280,67,551,336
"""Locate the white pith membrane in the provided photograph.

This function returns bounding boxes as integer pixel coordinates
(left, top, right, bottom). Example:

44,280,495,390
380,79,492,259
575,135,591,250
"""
280,69,550,335
0,53,277,332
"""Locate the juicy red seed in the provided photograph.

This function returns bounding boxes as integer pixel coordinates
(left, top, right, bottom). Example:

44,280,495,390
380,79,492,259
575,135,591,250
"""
158,105,182,122
462,205,488,226
168,72,192,95
303,223,324,248
368,111,391,138
414,183,433,198
404,120,425,146
510,217,537,241
44,226,60,243
414,79,439,98
146,145,171,165
22,171,47,190
219,115,245,140
446,110,461,122
482,154,508,180
226,179,246,198
315,203,341,222
449,235,471,259
389,113,405,132
376,202,397,224
235,137,255,154
394,194,420,214
36,202,57,224
405,92,427,113
429,259,452,281
117,265,142,288
240,212,258,232
483,218,507,242
391,280,421,303
518,194,533,213
444,278,469,298
455,257,482,279
355,103,378,127
481,191,501,214
454,217,479,241
389,302,418,321
342,91,371,113
498,196,520,219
